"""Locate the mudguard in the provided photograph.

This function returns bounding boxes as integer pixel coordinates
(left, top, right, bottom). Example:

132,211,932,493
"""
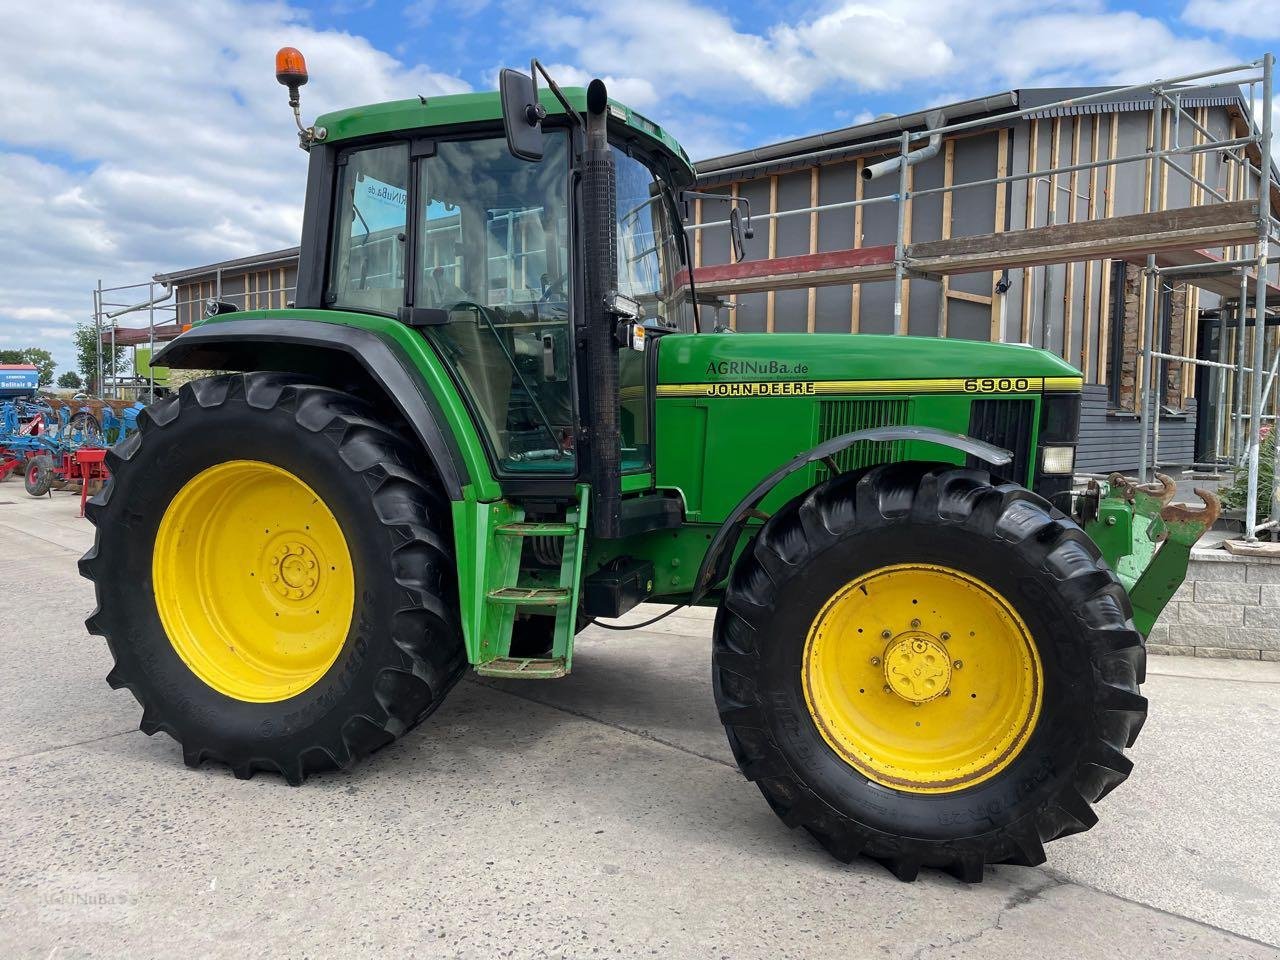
153,317,469,499
690,425,1013,603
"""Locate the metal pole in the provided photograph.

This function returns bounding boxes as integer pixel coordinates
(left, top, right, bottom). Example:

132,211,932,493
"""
94,279,103,396
1244,53,1273,541
1137,91,1164,482
148,279,155,400
892,131,910,335
1214,305,1228,463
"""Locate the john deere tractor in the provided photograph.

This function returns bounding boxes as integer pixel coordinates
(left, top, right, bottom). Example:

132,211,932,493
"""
82,51,1217,881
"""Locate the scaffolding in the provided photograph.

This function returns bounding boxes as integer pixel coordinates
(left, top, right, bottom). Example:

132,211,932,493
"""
92,269,295,400
689,55,1279,541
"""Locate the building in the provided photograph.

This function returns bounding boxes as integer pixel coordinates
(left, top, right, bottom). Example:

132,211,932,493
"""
122,84,1279,474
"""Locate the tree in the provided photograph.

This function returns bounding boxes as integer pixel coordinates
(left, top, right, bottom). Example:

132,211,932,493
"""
57,370,83,390
0,347,56,385
73,321,126,395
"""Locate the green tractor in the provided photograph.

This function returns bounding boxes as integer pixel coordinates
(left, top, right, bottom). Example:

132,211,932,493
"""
82,51,1218,881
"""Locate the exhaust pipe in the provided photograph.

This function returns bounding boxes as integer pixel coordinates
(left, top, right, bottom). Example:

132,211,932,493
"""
582,79,623,539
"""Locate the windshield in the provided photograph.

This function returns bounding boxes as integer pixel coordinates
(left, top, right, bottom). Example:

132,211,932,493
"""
415,131,574,475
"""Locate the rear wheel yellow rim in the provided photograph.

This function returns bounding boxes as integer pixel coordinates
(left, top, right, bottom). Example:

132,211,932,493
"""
152,460,355,703
802,563,1042,794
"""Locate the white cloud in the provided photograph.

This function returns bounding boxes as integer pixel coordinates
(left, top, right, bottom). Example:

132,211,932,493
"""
529,0,1237,116
1183,0,1280,37
0,0,469,374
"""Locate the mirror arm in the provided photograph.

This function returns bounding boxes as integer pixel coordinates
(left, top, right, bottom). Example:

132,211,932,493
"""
530,59,585,130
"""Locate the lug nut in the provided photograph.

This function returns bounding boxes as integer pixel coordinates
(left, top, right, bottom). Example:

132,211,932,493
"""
953,660,963,670
940,632,951,641
910,619,921,629
883,684,892,693
870,656,881,666
881,629,892,639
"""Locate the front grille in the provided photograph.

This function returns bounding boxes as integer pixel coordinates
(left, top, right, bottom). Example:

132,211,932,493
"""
967,399,1035,485
815,398,911,482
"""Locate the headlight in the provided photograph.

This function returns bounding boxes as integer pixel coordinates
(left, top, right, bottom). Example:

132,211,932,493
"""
1041,445,1076,475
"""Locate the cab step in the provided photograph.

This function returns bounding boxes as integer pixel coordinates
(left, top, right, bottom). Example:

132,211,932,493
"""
486,586,570,606
474,656,568,679
494,521,577,537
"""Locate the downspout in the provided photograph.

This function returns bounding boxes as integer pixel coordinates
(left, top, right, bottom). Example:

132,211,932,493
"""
862,110,947,182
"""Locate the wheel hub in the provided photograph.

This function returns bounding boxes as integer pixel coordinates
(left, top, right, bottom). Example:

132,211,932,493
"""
268,541,321,602
883,632,951,703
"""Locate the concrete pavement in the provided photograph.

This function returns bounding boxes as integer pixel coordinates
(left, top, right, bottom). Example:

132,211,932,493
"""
1,486,1277,959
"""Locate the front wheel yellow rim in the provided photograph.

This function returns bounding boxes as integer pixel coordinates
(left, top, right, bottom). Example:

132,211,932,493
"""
802,563,1042,794
152,460,355,703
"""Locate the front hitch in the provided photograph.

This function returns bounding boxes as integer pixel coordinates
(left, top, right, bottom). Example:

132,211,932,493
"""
1082,473,1220,637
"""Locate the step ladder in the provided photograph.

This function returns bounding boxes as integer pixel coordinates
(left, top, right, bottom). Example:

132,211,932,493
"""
473,487,588,679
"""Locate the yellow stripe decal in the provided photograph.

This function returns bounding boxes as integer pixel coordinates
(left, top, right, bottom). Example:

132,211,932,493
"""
655,375,1083,398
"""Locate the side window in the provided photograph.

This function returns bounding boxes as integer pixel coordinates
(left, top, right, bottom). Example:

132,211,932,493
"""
612,150,692,471
327,143,409,315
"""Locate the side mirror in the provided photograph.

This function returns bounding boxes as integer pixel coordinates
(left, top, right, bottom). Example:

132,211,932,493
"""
499,68,546,162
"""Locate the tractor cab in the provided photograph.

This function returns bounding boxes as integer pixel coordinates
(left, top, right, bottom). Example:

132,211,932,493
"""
298,74,699,495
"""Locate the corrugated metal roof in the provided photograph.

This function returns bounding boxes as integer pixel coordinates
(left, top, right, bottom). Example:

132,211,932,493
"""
695,83,1254,185
153,246,300,285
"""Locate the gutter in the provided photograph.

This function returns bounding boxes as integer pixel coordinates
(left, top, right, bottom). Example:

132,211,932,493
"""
694,91,1018,183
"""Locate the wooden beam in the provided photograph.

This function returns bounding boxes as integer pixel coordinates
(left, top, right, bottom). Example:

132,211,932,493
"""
990,128,1009,343
807,167,819,332
899,162,914,335
909,199,1262,275
766,175,778,332
1063,117,1081,362
852,158,864,333
693,245,895,296
1083,115,1100,379
729,182,739,328
693,197,703,268
1098,114,1120,386
1022,119,1039,343
940,137,955,337
946,288,994,306
692,200,1262,297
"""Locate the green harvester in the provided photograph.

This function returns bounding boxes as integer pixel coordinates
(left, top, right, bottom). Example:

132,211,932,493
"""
81,51,1218,882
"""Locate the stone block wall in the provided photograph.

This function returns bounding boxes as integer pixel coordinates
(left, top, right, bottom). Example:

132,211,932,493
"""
1147,550,1280,660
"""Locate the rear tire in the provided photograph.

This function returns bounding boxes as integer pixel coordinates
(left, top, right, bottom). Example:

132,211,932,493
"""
81,373,467,784
713,462,1145,882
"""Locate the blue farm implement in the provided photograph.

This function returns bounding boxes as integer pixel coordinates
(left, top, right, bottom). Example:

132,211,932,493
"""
0,398,144,513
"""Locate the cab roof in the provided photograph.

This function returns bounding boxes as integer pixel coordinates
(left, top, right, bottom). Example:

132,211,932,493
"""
315,87,695,182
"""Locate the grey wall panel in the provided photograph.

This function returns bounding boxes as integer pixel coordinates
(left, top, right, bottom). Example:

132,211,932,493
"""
737,178,772,264
735,291,766,332
691,186,732,268
773,288,809,333
815,285,853,332
948,299,991,341
860,157,899,246
817,162,857,253
859,281,895,334
775,171,811,257
1078,385,1198,472
907,280,942,336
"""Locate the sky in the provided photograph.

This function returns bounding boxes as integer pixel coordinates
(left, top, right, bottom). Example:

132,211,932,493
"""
0,0,1276,376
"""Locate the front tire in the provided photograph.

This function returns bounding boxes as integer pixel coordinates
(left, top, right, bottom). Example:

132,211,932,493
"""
81,373,466,783
713,462,1145,881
